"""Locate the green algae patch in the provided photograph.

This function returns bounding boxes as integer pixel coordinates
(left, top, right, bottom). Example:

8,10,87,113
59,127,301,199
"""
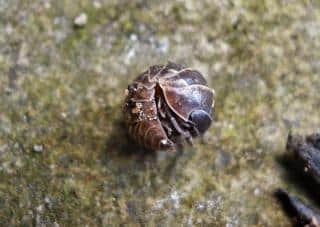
0,0,320,226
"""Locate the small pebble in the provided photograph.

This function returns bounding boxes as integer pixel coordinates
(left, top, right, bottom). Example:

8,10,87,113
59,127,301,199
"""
44,196,51,204
74,13,88,27
129,33,138,41
33,144,44,153
60,112,67,118
36,204,44,213
93,1,101,9
44,1,51,9
254,188,261,196
53,222,60,227
5,23,13,34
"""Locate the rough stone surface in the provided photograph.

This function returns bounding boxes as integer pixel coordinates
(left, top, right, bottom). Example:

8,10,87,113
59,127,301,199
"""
0,0,320,226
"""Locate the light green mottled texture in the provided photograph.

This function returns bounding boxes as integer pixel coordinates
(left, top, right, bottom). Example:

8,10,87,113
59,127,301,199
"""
0,0,320,226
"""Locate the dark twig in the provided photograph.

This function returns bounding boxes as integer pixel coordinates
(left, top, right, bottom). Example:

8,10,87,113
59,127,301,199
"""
276,133,320,227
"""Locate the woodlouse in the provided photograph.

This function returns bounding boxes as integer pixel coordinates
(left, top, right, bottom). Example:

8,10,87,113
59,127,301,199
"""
123,62,215,151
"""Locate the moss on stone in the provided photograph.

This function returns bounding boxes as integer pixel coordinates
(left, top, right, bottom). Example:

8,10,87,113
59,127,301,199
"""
0,0,320,225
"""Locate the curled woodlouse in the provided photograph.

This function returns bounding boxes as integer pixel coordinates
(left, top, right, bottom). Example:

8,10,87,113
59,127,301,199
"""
123,62,215,151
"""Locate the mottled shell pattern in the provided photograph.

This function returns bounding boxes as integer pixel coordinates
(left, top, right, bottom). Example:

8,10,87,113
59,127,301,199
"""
123,62,215,151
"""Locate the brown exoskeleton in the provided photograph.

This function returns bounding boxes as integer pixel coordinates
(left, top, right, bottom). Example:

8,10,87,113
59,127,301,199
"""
123,62,215,151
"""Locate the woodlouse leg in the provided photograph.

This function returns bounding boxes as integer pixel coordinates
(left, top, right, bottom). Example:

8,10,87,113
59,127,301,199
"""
157,97,166,119
192,126,200,136
168,114,187,135
161,120,173,136
166,110,193,145
181,120,200,137
185,135,193,145
158,95,193,145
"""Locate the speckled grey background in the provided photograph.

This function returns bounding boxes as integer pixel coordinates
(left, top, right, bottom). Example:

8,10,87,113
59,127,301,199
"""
1,0,320,226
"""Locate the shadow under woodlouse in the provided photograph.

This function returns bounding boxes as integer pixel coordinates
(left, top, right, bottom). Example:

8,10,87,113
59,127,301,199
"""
101,116,183,164
103,117,154,157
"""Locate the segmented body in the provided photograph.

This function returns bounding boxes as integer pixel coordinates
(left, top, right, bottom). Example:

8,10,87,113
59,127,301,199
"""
123,62,215,151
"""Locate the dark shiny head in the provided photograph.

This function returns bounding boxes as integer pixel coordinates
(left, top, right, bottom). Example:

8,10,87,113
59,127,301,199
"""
189,110,212,134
